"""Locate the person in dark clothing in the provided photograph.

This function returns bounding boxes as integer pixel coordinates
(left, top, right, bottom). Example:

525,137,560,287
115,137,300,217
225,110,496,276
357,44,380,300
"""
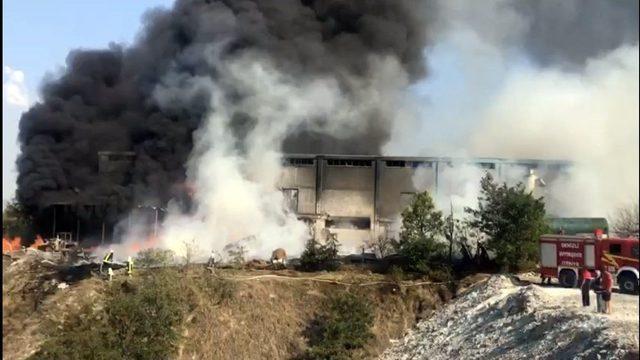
592,270,604,313
581,268,593,307
540,274,552,285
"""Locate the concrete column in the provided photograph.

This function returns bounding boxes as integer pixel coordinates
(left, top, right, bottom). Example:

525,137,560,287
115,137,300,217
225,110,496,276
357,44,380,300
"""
52,206,57,238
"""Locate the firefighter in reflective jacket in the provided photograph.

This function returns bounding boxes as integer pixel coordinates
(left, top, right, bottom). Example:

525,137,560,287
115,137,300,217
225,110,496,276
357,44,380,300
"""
101,249,114,274
127,256,134,277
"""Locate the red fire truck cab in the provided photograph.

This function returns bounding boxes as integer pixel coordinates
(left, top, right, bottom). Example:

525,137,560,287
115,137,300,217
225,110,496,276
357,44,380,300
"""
539,233,639,294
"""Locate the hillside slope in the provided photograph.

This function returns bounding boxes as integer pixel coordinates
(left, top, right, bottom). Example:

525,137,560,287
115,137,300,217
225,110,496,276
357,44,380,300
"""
3,250,458,360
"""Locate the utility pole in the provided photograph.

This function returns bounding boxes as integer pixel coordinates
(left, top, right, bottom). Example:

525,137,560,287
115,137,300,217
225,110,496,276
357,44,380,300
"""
449,200,454,265
154,207,159,238
52,206,57,238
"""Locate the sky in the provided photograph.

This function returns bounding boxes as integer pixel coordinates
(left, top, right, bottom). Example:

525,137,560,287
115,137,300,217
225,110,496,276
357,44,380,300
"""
2,0,175,206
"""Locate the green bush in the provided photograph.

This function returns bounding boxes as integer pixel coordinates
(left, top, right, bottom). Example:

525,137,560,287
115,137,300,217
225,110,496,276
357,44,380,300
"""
135,248,176,267
107,270,188,359
31,303,121,360
305,292,374,360
299,235,341,272
425,265,453,283
31,270,188,360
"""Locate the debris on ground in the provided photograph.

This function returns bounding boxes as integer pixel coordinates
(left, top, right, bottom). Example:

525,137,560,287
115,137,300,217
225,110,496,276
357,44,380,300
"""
380,275,639,360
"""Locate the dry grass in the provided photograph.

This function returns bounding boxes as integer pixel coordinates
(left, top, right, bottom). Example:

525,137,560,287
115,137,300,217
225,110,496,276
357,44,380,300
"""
3,253,484,360
178,267,448,360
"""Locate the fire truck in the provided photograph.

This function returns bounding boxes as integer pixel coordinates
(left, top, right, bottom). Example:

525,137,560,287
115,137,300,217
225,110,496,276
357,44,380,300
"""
539,230,639,294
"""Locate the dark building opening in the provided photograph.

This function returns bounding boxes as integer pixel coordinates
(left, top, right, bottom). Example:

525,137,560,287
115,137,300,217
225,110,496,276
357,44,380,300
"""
326,217,371,229
327,159,372,167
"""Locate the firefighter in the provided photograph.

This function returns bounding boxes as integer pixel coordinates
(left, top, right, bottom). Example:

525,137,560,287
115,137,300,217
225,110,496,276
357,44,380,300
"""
101,249,114,275
207,250,216,268
601,269,614,314
580,268,593,307
127,256,134,277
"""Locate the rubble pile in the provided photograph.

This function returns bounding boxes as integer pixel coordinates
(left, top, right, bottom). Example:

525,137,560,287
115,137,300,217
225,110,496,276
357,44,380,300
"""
380,275,635,360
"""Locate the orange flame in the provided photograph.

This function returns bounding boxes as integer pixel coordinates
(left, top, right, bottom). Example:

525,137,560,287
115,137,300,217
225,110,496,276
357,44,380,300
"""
29,235,45,250
2,237,22,254
129,234,158,253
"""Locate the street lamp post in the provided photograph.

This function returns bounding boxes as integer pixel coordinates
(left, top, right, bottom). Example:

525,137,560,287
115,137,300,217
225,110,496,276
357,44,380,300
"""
154,207,159,238
137,205,166,238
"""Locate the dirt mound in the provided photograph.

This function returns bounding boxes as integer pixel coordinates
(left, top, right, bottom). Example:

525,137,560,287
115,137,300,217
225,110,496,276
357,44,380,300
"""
380,275,637,360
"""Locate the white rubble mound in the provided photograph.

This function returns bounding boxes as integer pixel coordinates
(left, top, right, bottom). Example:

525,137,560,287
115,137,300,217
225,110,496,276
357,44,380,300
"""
380,275,632,360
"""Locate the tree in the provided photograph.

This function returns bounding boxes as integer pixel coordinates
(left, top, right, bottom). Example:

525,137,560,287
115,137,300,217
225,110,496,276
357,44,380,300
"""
397,191,446,273
466,173,548,272
226,245,247,269
367,236,396,258
453,219,490,267
182,238,199,267
444,202,456,264
611,202,639,237
2,200,33,241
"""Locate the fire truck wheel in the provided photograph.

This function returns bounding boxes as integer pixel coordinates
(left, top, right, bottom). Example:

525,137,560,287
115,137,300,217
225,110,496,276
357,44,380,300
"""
559,269,577,288
617,272,639,295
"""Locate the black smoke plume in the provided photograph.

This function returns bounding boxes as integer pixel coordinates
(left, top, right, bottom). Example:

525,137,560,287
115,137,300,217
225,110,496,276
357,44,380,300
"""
16,0,638,237
17,0,433,230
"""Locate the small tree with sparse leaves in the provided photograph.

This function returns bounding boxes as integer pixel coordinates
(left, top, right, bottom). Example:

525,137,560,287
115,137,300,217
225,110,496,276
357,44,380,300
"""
611,202,639,237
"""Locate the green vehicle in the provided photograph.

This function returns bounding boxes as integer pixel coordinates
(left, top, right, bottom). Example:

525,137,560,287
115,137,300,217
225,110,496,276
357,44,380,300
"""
547,217,608,235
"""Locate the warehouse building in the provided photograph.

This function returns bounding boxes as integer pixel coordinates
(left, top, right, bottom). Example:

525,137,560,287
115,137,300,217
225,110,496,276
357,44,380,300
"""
278,155,571,252
38,152,570,250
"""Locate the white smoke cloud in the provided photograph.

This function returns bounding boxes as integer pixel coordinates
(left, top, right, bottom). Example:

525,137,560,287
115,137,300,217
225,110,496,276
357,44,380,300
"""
110,48,413,260
386,0,639,221
470,45,639,216
3,66,30,108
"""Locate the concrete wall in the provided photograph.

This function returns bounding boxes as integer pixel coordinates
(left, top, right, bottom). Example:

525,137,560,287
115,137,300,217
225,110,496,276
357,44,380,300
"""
377,160,437,220
319,160,374,218
277,155,571,253
278,161,317,215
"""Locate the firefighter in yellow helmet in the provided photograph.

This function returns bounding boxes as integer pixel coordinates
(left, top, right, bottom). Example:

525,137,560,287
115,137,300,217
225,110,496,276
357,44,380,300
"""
101,249,114,275
127,256,134,277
